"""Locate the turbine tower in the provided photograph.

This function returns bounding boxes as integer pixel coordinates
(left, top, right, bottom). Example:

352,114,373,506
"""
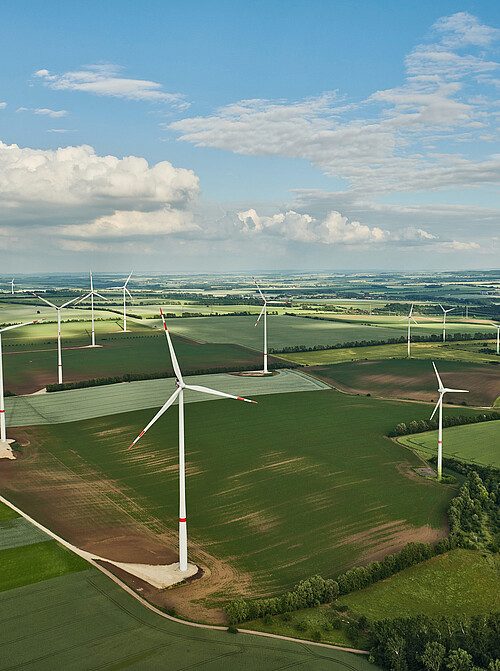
430,362,468,481
439,305,454,342
10,279,14,295
31,292,83,384
253,278,285,374
76,271,109,346
108,271,133,332
400,304,417,357
128,310,257,572
490,322,500,355
0,320,43,453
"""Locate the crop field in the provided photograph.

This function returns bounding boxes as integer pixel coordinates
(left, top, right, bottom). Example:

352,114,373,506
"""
1,389,475,615
304,358,500,407
399,422,500,468
1,323,268,394
0,301,118,325
0,570,375,670
285,340,500,366
338,549,500,620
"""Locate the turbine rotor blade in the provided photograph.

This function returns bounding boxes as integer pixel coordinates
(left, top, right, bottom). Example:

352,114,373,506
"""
430,396,442,421
128,387,181,450
72,293,91,306
254,304,266,327
60,294,85,309
124,271,133,287
253,277,266,303
0,319,44,333
184,384,257,404
443,388,469,394
90,270,93,292
93,291,109,301
160,309,184,383
125,287,133,300
30,291,57,309
432,361,444,391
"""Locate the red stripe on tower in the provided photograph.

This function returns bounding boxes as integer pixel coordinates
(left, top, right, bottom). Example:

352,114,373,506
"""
179,517,186,523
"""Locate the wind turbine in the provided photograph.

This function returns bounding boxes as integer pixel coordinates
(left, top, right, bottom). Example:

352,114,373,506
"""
490,323,500,355
31,292,84,384
439,305,454,342
10,279,14,295
0,320,43,452
253,278,285,374
75,271,109,346
430,362,468,481
400,304,418,357
108,272,133,332
128,309,257,572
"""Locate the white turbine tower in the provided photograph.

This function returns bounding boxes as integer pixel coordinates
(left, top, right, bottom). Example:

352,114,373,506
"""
10,279,14,295
0,319,43,456
128,309,257,572
76,271,109,346
490,322,500,355
108,272,133,332
31,292,84,384
400,304,418,357
439,305,454,342
430,362,468,481
253,278,285,374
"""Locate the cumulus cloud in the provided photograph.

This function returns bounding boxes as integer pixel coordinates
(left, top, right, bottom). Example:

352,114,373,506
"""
0,103,6,109
439,240,481,251
35,64,188,108
17,107,68,118
0,140,200,249
170,12,500,195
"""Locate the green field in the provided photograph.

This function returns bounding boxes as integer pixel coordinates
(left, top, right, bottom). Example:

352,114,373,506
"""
0,570,374,670
399,422,500,468
284,340,500,366
304,358,500,407
1,321,269,394
5,390,474,604
338,549,500,620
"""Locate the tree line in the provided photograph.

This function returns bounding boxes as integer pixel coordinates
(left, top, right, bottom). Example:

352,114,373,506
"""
388,412,500,437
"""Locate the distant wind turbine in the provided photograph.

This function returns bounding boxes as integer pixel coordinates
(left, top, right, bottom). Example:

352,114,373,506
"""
31,292,84,384
108,271,133,332
128,309,257,572
10,279,14,295
253,277,285,374
490,322,500,355
75,271,109,346
430,362,468,481
0,320,43,449
439,305,454,342
400,304,418,357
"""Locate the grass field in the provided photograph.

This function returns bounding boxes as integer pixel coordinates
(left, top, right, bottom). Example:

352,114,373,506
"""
1,323,269,394
3,390,476,606
284,340,500,366
399,422,500,468
0,569,375,670
304,358,500,407
338,549,500,619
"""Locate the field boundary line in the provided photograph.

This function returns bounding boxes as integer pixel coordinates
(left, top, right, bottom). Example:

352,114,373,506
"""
0,493,369,657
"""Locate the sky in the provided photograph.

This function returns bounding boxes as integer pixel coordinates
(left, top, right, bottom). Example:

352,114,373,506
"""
1,0,500,273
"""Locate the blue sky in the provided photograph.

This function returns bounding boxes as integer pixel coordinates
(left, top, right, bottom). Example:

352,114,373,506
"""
1,1,500,272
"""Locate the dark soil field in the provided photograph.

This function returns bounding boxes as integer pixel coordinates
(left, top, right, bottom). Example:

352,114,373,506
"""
306,358,500,407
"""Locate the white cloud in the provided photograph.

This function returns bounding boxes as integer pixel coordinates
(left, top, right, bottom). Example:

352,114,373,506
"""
35,64,188,108
17,107,68,118
170,12,500,195
0,103,6,109
439,240,481,251
47,129,73,133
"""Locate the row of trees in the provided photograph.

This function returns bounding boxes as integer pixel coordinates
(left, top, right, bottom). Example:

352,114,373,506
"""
388,412,500,437
269,331,498,354
370,614,500,670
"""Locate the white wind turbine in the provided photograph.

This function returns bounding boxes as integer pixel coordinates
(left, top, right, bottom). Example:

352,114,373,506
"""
430,362,468,481
439,305,455,342
10,279,14,295
31,292,84,384
400,304,418,357
75,271,109,346
108,271,133,332
253,278,285,374
128,309,257,572
490,322,500,355
0,319,43,451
